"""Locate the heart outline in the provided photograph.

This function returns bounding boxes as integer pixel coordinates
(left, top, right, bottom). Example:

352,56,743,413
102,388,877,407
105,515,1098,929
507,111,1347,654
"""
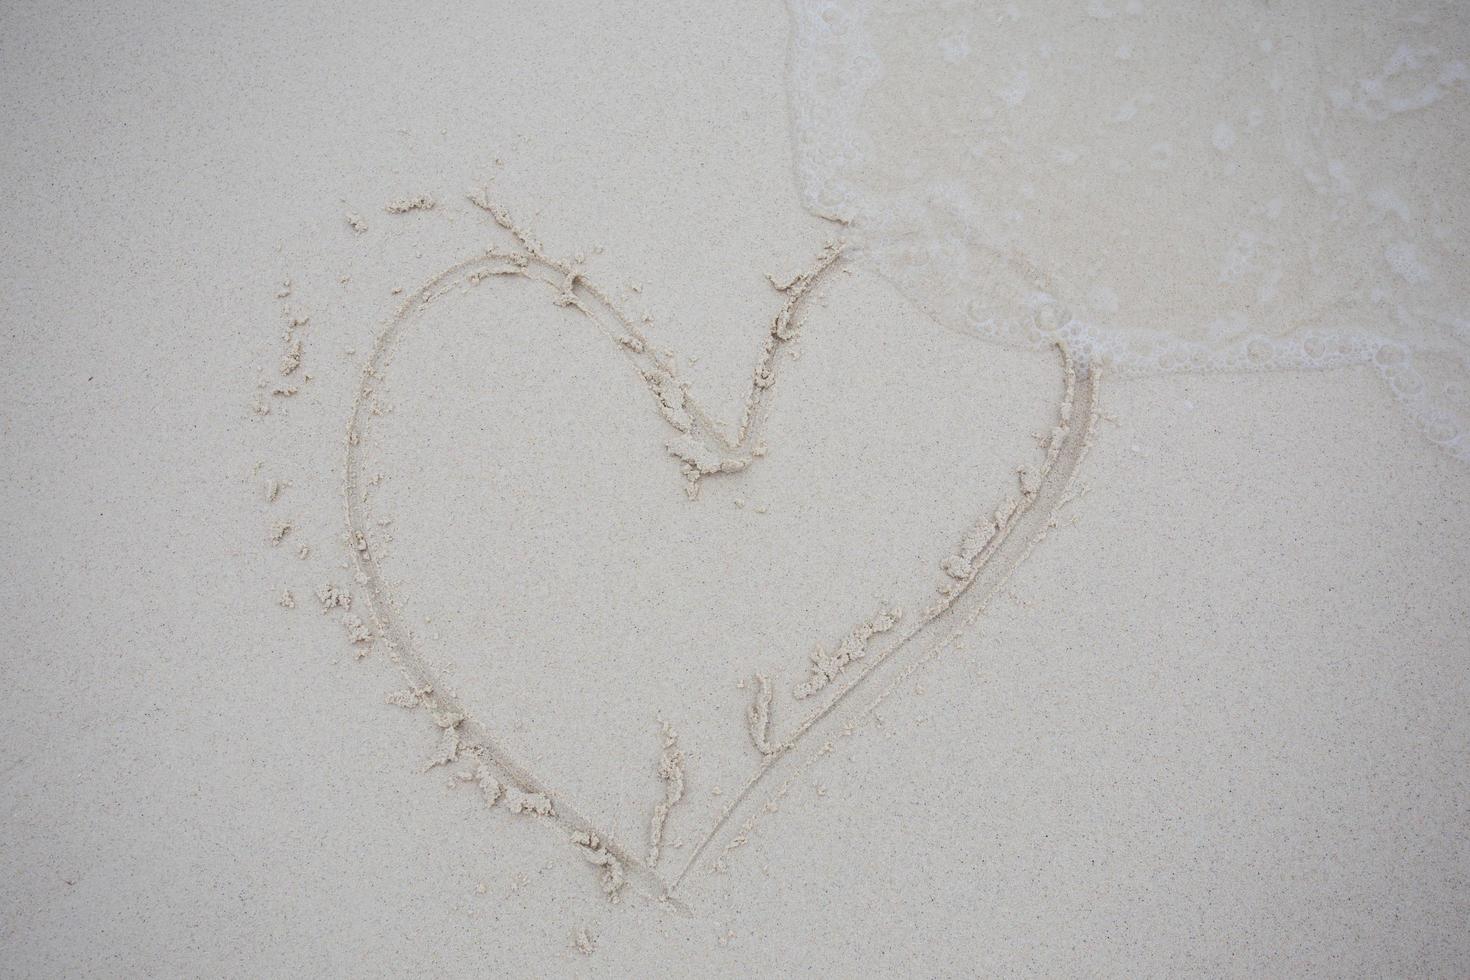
343,197,1099,910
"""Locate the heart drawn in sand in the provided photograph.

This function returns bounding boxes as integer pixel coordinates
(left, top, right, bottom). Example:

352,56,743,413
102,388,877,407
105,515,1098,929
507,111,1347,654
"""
342,195,1098,911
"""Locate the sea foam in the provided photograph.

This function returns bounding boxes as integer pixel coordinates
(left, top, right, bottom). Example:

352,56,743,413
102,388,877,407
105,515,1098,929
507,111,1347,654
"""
788,0,1470,460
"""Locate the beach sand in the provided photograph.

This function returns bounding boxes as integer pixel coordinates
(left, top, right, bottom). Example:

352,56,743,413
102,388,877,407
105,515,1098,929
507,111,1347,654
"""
2,1,1467,975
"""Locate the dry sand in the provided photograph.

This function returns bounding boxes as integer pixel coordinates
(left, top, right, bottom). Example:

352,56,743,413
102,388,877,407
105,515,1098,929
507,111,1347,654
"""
1,1,1467,976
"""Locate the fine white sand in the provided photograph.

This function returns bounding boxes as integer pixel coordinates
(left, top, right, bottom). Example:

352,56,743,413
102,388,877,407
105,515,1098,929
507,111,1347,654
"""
2,1,1467,976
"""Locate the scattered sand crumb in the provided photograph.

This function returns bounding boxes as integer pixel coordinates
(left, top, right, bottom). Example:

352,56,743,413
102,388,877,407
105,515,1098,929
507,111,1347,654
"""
268,521,292,545
345,211,368,233
647,723,685,866
385,195,435,214
430,707,463,729
644,368,693,433
572,926,597,956
794,604,902,699
503,787,554,816
571,831,626,902
342,614,373,649
280,337,302,376
422,717,460,771
316,582,352,610
385,686,429,708
474,764,503,808
423,726,459,771
665,434,748,496
277,588,294,609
